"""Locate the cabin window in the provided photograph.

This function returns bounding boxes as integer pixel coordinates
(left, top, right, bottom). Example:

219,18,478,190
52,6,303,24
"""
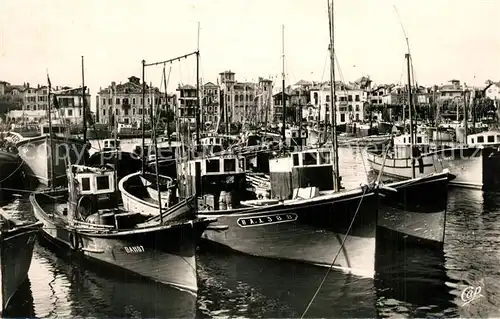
471,138,474,143
497,135,500,142
43,127,50,134
224,158,236,172
319,151,331,164
417,136,422,143
81,177,91,191
303,152,317,166
478,136,484,143
96,176,110,190
488,135,494,143
293,154,300,166
206,159,220,173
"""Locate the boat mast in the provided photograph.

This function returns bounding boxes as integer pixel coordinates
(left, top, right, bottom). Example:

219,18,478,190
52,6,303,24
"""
406,53,415,178
81,56,87,145
196,22,201,146
151,83,164,225
141,60,146,174
328,0,340,191
47,72,55,190
281,25,286,142
163,65,171,146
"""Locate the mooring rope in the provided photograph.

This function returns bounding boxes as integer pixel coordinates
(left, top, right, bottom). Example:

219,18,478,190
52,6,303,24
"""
300,186,369,318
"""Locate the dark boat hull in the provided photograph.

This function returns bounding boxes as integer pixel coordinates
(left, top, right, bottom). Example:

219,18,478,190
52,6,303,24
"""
199,189,378,278
377,171,452,248
30,191,210,293
0,151,25,196
0,222,40,311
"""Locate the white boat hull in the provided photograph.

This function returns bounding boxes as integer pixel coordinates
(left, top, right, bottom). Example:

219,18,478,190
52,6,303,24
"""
16,135,87,186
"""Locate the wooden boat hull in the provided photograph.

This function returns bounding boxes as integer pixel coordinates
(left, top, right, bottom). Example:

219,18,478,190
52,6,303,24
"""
378,171,453,248
30,191,210,293
198,188,379,278
0,221,41,312
16,135,87,186
367,147,500,190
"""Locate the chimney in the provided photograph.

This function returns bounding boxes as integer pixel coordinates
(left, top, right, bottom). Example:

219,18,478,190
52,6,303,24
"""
26,82,30,88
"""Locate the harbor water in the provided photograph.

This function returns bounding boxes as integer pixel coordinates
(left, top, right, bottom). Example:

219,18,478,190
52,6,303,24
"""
1,142,500,318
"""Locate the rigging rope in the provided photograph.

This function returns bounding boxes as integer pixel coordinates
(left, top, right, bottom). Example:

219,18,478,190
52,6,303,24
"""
300,186,369,318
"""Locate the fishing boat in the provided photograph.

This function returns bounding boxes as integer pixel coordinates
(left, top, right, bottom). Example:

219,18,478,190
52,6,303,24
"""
0,210,42,312
366,127,500,190
30,164,213,293
185,149,380,278
15,117,87,187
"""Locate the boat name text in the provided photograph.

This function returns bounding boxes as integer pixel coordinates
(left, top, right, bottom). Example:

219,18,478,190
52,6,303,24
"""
237,213,298,227
123,245,145,254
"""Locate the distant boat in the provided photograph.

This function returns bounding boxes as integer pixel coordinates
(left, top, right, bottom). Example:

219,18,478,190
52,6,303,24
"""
366,130,500,190
15,122,87,187
0,210,42,313
30,164,214,293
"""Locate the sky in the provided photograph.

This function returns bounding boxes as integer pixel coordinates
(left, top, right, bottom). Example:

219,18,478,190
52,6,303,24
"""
1,0,499,112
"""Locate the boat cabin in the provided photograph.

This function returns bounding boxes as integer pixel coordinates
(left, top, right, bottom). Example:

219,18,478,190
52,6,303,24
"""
269,148,335,199
285,127,308,150
467,130,500,147
177,154,247,211
41,123,70,136
390,133,431,159
67,165,119,220
394,133,429,146
102,139,120,152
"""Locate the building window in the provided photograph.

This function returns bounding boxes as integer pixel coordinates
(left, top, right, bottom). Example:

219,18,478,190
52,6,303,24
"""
108,98,112,104
340,113,345,122
103,109,106,116
116,98,120,104
133,98,136,105
68,109,73,116
102,99,106,105
116,109,120,115
133,108,136,115
124,109,129,116
355,95,360,101
348,95,353,102
326,95,330,102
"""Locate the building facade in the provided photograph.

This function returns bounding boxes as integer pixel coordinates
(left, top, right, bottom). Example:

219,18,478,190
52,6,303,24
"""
96,76,173,127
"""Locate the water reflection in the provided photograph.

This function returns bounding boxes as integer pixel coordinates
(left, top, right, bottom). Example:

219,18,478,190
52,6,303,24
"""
196,249,376,318
445,188,500,317
29,242,196,318
375,234,457,318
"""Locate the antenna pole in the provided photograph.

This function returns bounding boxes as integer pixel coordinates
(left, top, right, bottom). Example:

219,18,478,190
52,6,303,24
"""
328,0,340,191
81,56,87,145
281,25,286,142
196,22,201,146
47,73,55,189
406,53,415,178
141,60,146,174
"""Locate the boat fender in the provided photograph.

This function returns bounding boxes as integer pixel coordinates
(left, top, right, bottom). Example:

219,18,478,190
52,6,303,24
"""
69,230,82,251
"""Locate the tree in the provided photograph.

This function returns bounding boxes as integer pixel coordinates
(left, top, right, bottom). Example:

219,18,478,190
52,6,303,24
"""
0,95,22,120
